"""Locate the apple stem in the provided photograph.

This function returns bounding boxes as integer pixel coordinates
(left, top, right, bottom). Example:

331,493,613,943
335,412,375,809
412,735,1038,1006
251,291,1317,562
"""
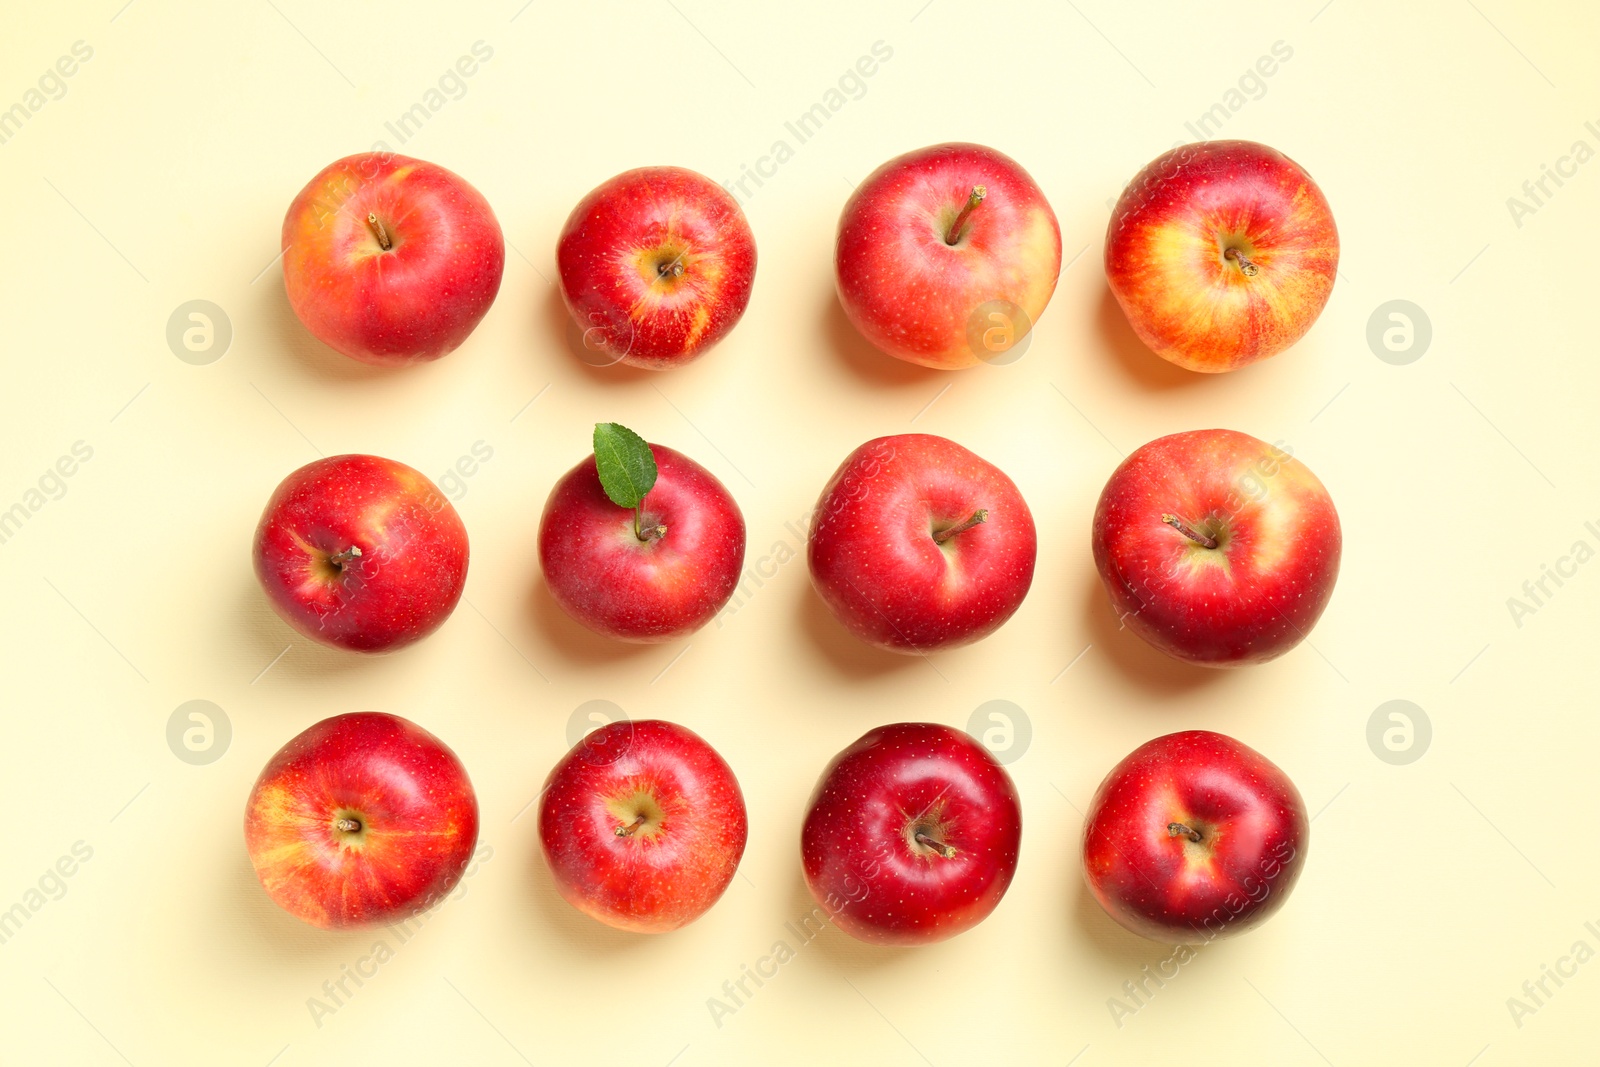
1167,822,1203,843
1161,514,1218,550
945,185,987,245
327,545,363,568
633,506,667,544
933,509,989,544
615,814,648,837
366,213,393,251
335,817,362,834
914,829,957,859
1224,246,1259,277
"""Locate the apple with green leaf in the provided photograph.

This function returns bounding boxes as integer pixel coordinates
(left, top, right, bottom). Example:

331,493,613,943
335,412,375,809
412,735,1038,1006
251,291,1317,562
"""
539,423,745,642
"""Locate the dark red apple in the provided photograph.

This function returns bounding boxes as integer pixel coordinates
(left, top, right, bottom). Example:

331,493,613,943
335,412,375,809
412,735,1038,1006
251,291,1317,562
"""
801,722,1021,945
557,166,756,369
539,425,744,642
1082,730,1308,942
282,152,504,366
538,719,747,933
1091,429,1340,666
1105,140,1338,372
253,454,469,653
836,142,1061,369
808,434,1036,652
244,711,479,929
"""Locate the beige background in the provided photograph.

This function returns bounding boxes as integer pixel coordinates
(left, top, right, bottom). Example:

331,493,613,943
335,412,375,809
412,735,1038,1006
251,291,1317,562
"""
1,0,1596,1063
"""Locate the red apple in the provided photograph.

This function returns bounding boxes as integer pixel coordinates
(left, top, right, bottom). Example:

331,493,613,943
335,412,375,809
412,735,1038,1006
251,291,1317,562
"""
1105,139,1338,373
808,434,1036,652
836,142,1061,369
557,166,756,369
1091,429,1340,666
801,723,1021,945
244,711,479,929
539,426,744,642
254,454,469,653
1082,730,1308,942
538,719,747,933
282,152,504,366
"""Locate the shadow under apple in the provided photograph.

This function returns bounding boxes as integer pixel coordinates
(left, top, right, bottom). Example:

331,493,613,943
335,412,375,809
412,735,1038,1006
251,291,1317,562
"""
778,867,923,975
259,268,399,384
820,289,940,391
1094,284,1220,394
1080,580,1224,698
539,283,657,386
527,577,657,669
796,584,928,684
237,578,394,683
517,832,666,957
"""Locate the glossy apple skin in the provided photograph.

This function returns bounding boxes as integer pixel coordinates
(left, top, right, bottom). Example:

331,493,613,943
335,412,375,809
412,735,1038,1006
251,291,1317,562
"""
254,454,469,653
801,723,1021,945
557,166,756,369
808,434,1036,652
1082,730,1307,943
282,152,504,366
836,142,1062,369
244,712,479,930
539,444,745,642
1105,140,1338,373
538,719,747,933
1091,429,1340,667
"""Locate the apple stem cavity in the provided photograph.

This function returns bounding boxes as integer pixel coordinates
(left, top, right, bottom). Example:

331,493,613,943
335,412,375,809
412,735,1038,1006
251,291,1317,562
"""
366,213,393,252
1223,246,1259,277
1161,514,1218,550
633,506,667,544
335,817,362,834
914,829,957,859
933,509,989,545
1167,821,1203,844
945,185,987,245
327,545,363,568
615,813,649,838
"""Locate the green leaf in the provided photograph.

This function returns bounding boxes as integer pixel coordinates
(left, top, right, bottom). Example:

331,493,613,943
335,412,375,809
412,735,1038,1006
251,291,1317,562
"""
592,422,658,510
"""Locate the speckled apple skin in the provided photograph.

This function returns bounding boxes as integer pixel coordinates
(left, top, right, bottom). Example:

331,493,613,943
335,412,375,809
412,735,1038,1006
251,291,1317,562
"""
539,444,745,642
282,152,504,365
1091,429,1340,666
1082,730,1308,943
253,454,469,653
557,166,756,369
1105,139,1338,373
835,142,1061,369
801,722,1022,945
808,434,1036,652
538,719,747,933
244,712,480,930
